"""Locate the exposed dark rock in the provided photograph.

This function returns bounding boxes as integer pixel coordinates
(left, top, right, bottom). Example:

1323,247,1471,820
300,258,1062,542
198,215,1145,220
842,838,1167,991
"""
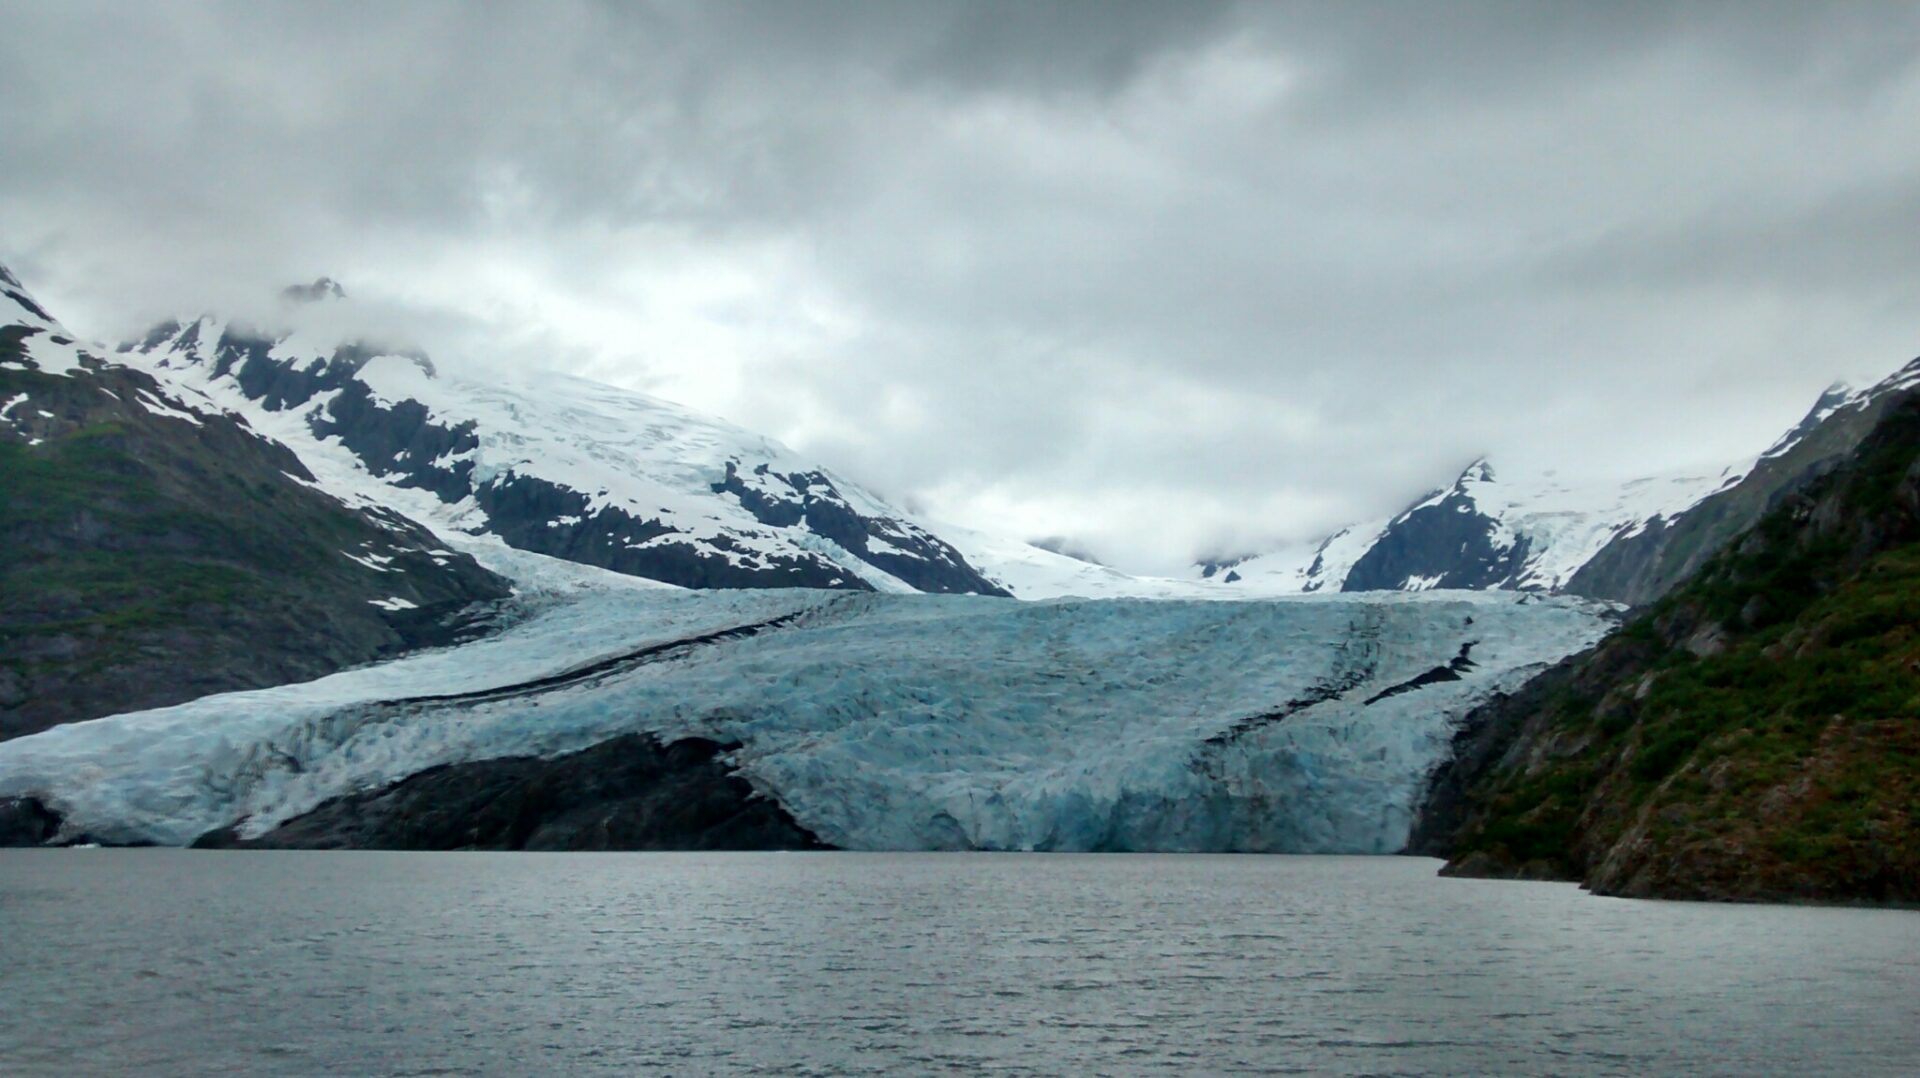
1,283,54,324
714,462,1008,595
1343,472,1534,592
199,327,862,590
0,796,61,846
477,470,863,590
1196,556,1245,580
281,278,346,303
310,364,476,502
195,735,829,852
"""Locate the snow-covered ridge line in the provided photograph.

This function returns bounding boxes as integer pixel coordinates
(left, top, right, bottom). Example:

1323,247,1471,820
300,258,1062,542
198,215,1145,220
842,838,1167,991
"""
1201,353,1920,600
118,306,1009,597
1198,455,1750,596
0,588,1615,852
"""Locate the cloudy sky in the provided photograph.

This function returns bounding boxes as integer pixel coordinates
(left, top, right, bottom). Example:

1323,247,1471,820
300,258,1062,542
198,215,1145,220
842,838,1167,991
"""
6,1,1920,572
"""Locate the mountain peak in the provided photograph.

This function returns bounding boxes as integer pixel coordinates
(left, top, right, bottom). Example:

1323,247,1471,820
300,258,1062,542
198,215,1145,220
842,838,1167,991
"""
1447,457,1496,492
1,262,65,337
281,277,347,303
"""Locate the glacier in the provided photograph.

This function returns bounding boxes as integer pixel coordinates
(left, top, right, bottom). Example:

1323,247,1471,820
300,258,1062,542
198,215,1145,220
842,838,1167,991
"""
0,588,1613,852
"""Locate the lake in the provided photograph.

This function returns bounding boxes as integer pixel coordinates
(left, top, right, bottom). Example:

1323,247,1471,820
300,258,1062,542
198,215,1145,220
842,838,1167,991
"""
1,852,1915,1075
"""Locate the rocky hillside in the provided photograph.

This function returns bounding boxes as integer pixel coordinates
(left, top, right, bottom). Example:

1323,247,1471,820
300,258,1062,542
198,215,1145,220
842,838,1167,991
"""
0,266,512,738
194,735,828,852
121,291,1007,595
1411,391,1920,903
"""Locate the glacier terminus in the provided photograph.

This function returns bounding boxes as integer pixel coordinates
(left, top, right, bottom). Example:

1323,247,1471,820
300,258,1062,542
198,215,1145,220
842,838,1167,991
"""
0,582,1613,852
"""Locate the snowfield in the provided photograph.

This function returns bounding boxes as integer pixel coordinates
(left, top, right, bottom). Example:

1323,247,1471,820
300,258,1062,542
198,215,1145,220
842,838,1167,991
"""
0,588,1614,852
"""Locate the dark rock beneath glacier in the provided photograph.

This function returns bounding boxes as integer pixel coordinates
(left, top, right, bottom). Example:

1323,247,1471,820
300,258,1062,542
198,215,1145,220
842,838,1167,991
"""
193,735,830,852
0,796,61,846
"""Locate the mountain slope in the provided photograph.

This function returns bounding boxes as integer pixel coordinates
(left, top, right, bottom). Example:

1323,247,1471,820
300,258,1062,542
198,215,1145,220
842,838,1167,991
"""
1201,358,1920,609
1566,362,1920,605
1411,390,1920,903
121,295,1007,596
1200,459,1743,596
0,266,512,738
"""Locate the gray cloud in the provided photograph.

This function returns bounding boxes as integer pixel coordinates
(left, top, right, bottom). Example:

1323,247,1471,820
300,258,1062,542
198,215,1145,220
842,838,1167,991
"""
5,1,1920,571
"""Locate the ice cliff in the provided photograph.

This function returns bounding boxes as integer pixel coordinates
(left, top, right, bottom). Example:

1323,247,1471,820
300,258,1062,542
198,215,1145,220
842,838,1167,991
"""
0,589,1613,852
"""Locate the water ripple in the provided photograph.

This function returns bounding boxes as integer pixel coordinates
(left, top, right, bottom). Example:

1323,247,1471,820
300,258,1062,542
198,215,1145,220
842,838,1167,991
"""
0,852,1916,1076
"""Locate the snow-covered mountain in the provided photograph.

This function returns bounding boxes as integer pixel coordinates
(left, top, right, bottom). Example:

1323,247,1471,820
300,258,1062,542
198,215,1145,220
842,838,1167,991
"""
121,288,1008,596
46,271,1920,612
0,586,1615,852
1195,356,1920,603
1567,356,1920,604
1198,459,1746,595
1756,370,1920,466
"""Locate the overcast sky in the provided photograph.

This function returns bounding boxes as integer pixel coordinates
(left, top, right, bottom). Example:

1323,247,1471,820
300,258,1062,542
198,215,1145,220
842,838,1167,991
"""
6,1,1920,572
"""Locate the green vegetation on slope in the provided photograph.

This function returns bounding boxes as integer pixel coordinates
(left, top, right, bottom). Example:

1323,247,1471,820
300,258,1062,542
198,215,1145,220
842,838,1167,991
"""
1428,395,1920,903
1,362,509,740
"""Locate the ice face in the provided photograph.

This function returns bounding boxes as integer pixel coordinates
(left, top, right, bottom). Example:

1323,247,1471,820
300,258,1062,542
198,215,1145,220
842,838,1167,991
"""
0,590,1614,851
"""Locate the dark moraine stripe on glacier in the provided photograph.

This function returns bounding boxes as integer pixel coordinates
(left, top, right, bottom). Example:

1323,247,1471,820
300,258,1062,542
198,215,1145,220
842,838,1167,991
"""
1201,609,1387,747
193,735,830,851
1363,641,1478,705
355,607,820,710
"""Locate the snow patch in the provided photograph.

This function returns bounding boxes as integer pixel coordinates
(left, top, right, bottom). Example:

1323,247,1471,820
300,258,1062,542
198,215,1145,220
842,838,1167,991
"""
133,389,204,426
342,551,394,573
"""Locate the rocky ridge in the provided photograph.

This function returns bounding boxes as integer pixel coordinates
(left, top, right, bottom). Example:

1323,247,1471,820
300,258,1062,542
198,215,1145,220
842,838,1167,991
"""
194,735,828,851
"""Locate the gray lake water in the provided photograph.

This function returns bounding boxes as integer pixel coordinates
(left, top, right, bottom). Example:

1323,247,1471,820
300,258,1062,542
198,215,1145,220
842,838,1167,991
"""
1,852,1915,1076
